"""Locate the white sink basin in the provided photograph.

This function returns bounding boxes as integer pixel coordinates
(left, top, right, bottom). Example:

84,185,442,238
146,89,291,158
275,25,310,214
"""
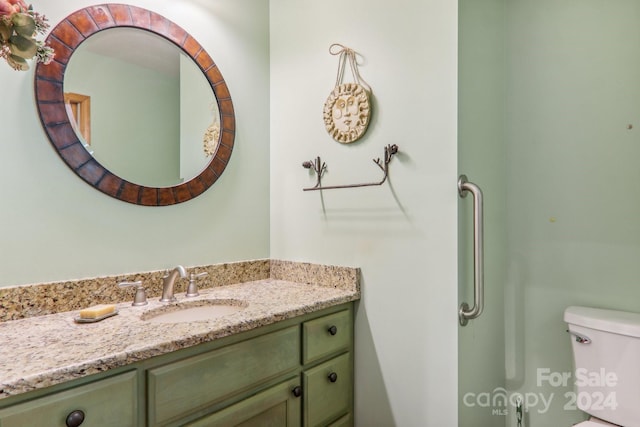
142,300,246,324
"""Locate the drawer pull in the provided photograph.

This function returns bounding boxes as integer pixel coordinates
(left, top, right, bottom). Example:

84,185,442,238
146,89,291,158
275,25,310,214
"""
66,410,85,427
328,325,338,335
292,386,302,397
328,372,338,383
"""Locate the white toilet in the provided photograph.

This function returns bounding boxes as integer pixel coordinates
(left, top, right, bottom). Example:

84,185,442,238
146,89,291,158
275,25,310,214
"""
564,306,640,427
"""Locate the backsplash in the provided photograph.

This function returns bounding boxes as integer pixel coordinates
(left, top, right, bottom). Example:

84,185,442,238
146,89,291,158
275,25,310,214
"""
0,259,360,322
270,259,360,291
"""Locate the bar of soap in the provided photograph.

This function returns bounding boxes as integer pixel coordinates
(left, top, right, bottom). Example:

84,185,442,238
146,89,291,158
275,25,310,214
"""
79,304,116,319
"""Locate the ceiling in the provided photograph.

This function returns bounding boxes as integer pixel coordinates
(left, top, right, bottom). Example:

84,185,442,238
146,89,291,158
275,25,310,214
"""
80,28,181,77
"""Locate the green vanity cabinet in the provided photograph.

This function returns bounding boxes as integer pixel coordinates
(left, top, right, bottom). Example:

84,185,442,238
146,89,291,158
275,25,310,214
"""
161,304,354,427
0,371,138,427
0,302,354,427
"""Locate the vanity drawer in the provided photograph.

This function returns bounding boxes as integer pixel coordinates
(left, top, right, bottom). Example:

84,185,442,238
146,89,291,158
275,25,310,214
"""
148,325,300,426
302,309,351,364
303,353,351,427
0,371,137,427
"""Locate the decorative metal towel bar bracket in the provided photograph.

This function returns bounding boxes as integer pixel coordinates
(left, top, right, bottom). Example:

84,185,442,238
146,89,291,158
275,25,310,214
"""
302,144,399,191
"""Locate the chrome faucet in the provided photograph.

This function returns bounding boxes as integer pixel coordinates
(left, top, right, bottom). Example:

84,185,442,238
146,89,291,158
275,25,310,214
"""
159,265,187,302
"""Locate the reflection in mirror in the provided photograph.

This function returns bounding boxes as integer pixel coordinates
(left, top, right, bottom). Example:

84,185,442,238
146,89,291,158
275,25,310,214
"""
34,4,235,206
64,28,218,188
64,92,91,145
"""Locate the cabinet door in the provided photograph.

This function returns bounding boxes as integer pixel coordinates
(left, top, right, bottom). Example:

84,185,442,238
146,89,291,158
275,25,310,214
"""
187,378,302,427
327,414,352,427
0,371,137,427
148,326,300,426
303,353,351,427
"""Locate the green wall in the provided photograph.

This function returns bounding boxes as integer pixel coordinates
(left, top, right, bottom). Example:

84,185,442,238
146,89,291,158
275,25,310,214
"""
2,2,462,425
270,0,459,425
0,0,270,287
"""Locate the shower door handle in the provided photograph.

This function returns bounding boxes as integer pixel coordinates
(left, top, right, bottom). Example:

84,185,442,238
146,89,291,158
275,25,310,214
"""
458,175,484,326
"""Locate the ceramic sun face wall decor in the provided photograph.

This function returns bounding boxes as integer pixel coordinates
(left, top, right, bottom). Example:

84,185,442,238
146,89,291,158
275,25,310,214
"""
323,44,371,144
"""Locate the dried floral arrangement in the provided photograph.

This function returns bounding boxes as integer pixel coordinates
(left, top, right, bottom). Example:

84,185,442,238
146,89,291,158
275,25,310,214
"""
0,0,53,70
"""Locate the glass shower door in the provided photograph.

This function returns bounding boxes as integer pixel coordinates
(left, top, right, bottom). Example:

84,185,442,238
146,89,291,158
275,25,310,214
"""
459,1,640,426
458,0,508,425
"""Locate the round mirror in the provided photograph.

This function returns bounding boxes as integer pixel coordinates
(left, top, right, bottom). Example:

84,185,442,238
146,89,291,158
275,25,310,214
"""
34,4,235,206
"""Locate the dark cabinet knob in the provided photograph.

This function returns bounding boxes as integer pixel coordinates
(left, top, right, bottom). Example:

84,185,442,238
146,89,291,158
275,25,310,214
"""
66,410,85,427
328,325,338,335
292,386,302,397
328,372,338,383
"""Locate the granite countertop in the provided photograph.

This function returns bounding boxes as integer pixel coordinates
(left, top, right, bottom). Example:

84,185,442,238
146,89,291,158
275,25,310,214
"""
0,278,359,400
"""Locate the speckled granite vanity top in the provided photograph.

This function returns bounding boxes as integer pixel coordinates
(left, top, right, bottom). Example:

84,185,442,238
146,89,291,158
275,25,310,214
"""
0,260,360,399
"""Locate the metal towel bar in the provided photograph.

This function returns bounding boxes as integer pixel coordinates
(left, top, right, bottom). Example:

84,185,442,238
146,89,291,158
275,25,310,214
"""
458,175,484,326
302,144,398,191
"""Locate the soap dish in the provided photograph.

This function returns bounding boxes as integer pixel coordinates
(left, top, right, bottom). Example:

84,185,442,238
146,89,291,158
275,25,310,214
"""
74,310,119,324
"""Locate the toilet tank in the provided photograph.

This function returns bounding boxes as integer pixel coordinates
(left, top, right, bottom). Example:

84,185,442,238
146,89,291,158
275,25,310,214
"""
564,306,640,427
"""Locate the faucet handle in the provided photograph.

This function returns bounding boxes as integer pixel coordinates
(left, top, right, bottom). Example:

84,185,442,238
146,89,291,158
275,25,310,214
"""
118,280,148,306
186,272,208,297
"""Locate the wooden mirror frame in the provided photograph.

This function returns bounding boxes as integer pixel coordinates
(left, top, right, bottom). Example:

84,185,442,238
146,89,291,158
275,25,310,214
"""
34,4,235,206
